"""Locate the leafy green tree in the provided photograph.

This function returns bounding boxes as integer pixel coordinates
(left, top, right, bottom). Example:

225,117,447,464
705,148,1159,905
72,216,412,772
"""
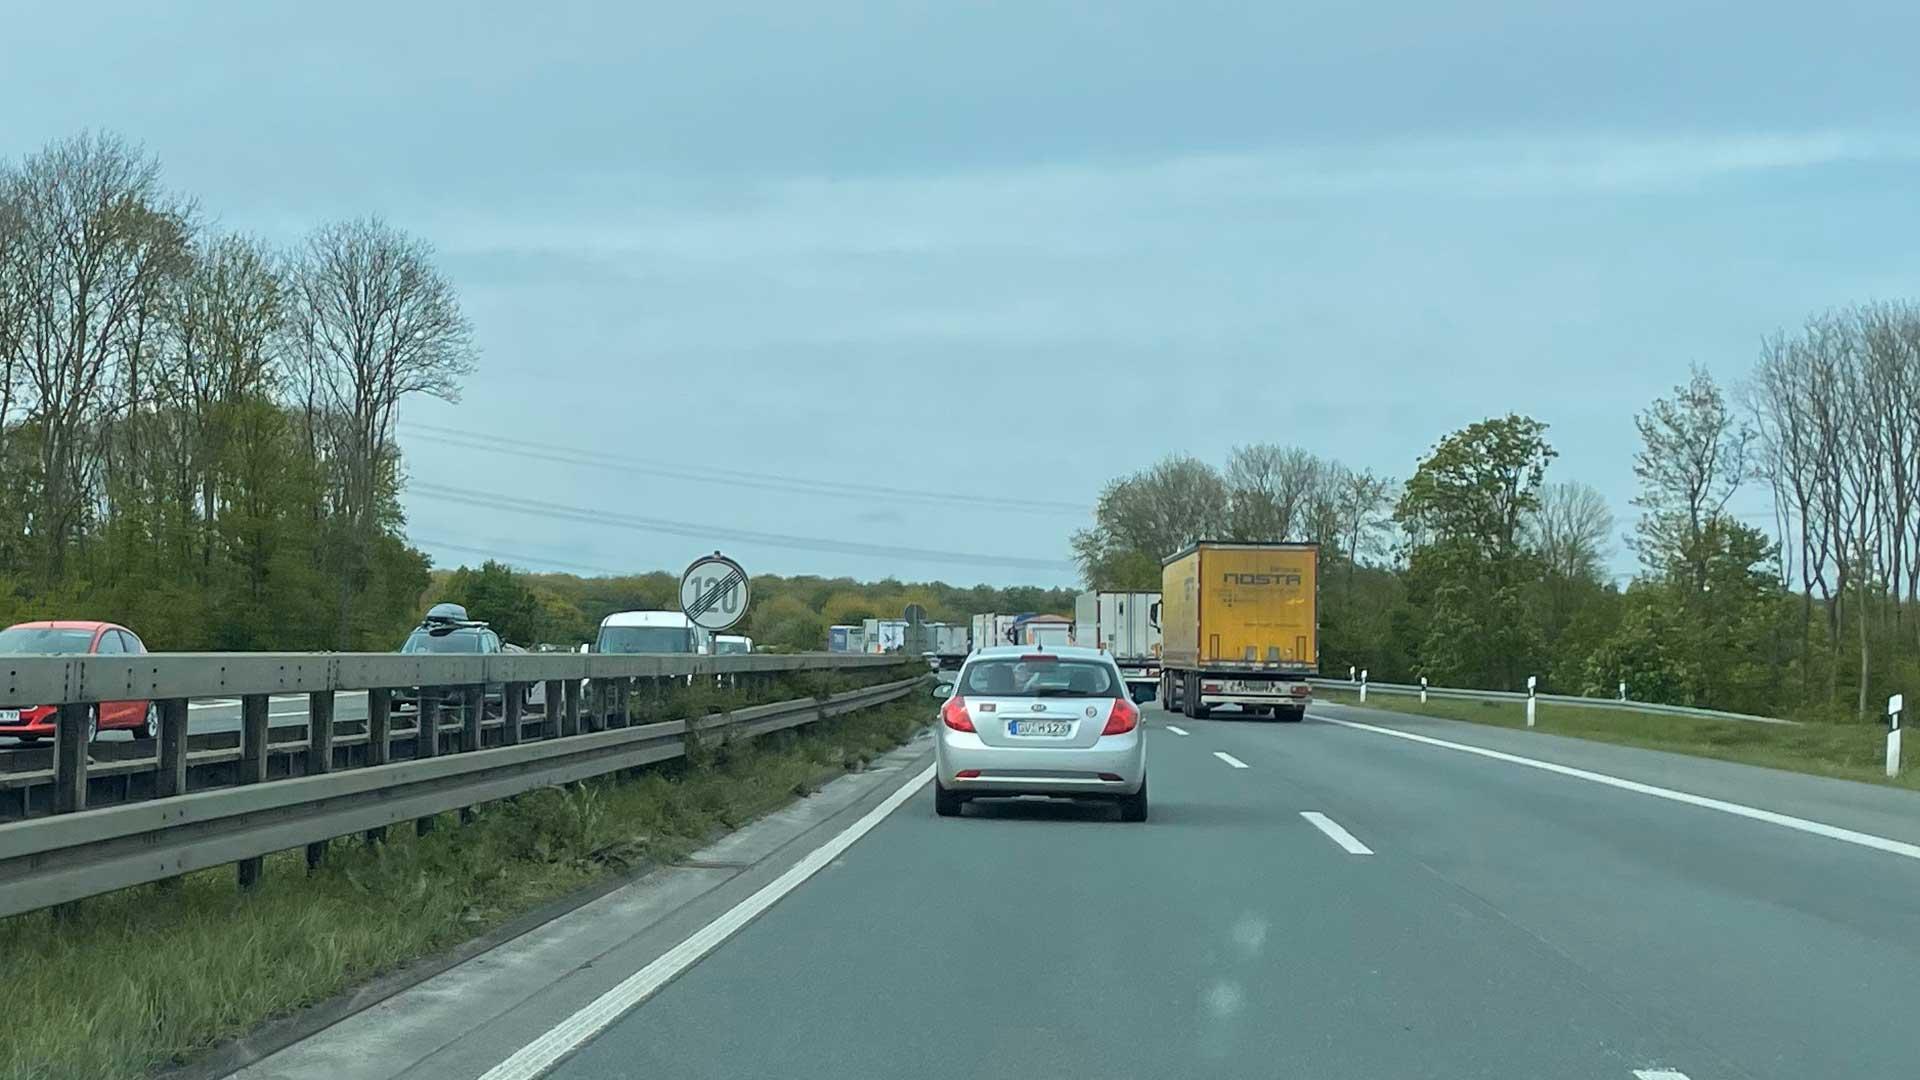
440,560,545,644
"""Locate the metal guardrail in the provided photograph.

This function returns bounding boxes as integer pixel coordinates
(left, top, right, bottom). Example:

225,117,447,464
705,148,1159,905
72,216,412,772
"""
0,651,919,917
1307,678,1798,726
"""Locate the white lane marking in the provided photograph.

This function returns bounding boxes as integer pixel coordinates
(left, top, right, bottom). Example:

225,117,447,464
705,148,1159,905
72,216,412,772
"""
1301,811,1374,855
1318,714,1920,862
476,764,934,1080
1165,725,1189,736
1213,751,1249,769
1633,1070,1690,1079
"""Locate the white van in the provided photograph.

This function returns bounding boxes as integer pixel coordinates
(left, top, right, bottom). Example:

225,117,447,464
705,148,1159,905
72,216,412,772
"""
595,611,696,654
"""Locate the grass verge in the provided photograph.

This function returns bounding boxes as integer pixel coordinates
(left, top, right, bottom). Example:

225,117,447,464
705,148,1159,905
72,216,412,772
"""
1315,687,1919,793
0,695,929,1080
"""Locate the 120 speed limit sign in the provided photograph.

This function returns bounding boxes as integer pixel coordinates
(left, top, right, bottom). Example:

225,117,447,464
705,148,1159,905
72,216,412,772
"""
679,552,749,631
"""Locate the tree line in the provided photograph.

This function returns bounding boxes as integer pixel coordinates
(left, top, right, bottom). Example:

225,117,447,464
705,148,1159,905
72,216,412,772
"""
1073,306,1920,724
0,132,472,649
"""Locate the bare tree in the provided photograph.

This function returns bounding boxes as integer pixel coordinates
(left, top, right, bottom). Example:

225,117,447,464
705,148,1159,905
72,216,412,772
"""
1529,481,1613,583
1225,444,1321,540
1631,365,1751,590
2,133,192,579
288,217,475,640
1337,467,1394,592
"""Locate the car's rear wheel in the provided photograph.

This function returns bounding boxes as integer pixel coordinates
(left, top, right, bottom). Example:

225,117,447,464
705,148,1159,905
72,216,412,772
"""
933,779,964,817
1118,777,1148,822
15,735,40,746
85,706,98,744
135,702,158,739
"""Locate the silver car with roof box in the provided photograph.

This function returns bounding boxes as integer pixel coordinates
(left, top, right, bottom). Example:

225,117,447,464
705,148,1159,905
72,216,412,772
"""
933,644,1148,821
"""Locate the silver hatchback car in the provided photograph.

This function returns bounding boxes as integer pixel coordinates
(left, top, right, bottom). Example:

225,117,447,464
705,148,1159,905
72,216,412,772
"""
933,645,1148,821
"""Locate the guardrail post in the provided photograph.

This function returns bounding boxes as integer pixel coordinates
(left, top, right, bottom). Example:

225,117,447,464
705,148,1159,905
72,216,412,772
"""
53,702,90,814
156,698,189,799
238,693,269,888
543,679,566,738
365,688,391,845
417,689,440,759
464,685,484,752
503,684,525,746
614,677,631,728
562,678,581,737
306,690,336,871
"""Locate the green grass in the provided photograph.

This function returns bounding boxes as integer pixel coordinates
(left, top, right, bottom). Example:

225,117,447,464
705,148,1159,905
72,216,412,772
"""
1316,686,1919,792
0,695,929,1080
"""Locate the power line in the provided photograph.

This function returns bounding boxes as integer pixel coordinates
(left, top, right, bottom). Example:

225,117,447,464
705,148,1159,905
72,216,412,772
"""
399,421,1087,517
409,538,633,577
408,481,1079,573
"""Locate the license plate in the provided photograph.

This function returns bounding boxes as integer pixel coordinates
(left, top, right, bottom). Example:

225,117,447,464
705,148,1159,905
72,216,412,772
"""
0,710,19,724
1009,719,1072,737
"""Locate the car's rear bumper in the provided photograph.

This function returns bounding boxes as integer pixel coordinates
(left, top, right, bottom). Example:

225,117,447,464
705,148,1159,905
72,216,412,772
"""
935,729,1145,796
0,720,55,737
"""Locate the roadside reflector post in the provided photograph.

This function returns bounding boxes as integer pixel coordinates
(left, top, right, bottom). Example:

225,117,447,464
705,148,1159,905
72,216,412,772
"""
1618,680,1627,702
1359,669,1369,704
1419,676,1428,704
1526,676,1538,728
1349,665,1356,683
1889,693,1904,778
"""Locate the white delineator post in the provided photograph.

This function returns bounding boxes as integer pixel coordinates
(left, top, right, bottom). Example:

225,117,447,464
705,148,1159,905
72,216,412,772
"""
1618,680,1627,702
1349,665,1356,683
1889,693,1904,779
1360,669,1369,704
1419,676,1428,704
1526,675,1538,728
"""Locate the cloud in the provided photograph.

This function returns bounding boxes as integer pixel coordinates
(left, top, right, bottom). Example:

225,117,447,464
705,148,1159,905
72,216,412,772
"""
427,129,1920,263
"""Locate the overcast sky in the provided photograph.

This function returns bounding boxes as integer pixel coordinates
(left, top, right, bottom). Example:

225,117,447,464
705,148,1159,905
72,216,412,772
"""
8,1,1919,587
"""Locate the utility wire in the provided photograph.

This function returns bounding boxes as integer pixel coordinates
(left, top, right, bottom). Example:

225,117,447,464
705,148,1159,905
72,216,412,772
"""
409,481,1079,573
399,421,1087,516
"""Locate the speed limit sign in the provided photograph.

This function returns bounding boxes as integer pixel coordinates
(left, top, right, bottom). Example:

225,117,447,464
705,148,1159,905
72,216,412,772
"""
679,552,749,632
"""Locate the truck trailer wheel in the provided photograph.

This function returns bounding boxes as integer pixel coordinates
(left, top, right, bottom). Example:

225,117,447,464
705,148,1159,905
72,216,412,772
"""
1184,675,1211,719
1280,706,1306,723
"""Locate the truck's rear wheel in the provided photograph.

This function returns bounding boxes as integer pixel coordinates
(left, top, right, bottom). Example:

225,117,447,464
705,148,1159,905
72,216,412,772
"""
1280,706,1306,723
1184,674,1211,719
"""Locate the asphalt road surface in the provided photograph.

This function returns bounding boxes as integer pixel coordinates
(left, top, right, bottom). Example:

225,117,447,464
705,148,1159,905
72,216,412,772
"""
244,699,1920,1080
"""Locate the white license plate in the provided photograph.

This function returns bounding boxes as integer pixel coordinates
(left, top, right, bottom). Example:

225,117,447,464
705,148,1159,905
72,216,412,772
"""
1009,719,1072,737
0,710,19,724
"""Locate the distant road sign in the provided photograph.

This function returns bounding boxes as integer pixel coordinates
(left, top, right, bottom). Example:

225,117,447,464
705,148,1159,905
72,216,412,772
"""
680,552,749,632
903,603,927,625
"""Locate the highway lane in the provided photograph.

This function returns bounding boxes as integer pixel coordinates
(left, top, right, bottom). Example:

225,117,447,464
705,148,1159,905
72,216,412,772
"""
508,699,1920,1080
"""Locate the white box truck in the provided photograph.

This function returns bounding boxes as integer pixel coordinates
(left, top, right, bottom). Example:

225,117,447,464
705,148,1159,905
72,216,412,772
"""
969,613,1020,650
1074,591,1162,698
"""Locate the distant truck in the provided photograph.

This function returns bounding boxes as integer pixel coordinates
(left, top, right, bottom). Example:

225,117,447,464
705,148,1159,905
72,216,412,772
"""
1012,613,1073,649
932,623,969,656
1074,590,1162,698
969,613,1020,650
862,617,907,653
1159,541,1318,721
828,625,855,653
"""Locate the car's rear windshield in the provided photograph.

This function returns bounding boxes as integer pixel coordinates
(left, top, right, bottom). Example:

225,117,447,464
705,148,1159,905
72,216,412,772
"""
402,627,486,654
958,657,1120,698
0,627,96,654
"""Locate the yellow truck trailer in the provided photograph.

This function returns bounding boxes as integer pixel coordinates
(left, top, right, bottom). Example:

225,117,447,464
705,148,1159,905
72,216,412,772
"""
1159,541,1318,721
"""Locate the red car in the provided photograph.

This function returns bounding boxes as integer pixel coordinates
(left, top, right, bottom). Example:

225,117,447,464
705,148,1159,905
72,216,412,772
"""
0,620,157,744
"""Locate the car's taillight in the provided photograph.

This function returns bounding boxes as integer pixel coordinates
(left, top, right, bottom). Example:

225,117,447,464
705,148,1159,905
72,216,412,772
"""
941,697,975,732
1102,697,1139,735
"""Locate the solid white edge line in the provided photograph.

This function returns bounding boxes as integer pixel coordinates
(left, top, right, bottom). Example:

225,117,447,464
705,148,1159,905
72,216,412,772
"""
1165,725,1189,736
1318,714,1920,862
1301,811,1374,855
1632,1069,1690,1079
1212,751,1249,769
475,763,934,1080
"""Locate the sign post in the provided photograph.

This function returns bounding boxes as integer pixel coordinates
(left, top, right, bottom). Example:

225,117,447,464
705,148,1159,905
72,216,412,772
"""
1889,693,1905,779
1526,675,1538,728
1359,669,1369,704
679,552,751,648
